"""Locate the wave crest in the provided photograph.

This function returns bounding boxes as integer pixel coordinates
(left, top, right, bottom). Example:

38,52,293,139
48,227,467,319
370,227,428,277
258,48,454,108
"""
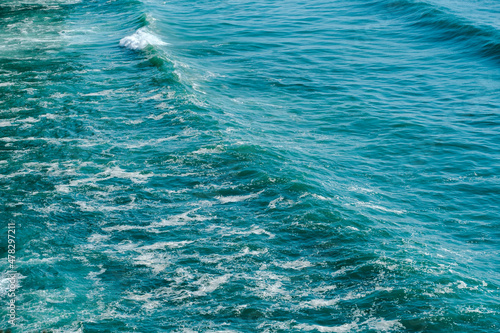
119,28,167,51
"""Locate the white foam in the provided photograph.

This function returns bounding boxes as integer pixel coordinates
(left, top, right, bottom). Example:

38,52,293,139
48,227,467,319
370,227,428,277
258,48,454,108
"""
192,146,223,155
305,299,339,308
147,110,176,120
53,326,83,333
87,268,106,281
249,225,275,238
296,317,403,333
125,292,154,302
133,252,171,274
50,92,71,98
55,184,71,193
119,28,167,51
139,241,193,250
312,194,330,201
0,121,13,127
0,278,11,297
216,190,263,204
0,272,24,297
250,271,290,300
279,259,314,270
142,93,164,101
348,185,376,194
122,136,178,149
461,306,496,314
296,322,358,333
313,285,337,293
102,224,144,232
434,284,454,294
87,234,110,243
80,89,116,97
76,198,137,212
99,166,153,184
193,274,230,296
154,209,213,227
102,209,212,233
240,247,268,256
355,202,405,215
365,318,404,331
268,196,283,209
154,102,174,110
125,119,144,125
18,116,39,123
123,291,161,311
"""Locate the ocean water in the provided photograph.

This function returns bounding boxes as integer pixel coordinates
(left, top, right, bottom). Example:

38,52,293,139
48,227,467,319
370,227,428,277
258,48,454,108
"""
0,0,499,331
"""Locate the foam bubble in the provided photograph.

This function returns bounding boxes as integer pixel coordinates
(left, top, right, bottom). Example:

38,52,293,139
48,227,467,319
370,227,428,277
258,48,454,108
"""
119,28,167,50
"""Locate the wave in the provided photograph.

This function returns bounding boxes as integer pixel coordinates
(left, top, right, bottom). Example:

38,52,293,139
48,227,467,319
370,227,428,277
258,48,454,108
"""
368,0,500,63
118,21,180,82
119,27,167,51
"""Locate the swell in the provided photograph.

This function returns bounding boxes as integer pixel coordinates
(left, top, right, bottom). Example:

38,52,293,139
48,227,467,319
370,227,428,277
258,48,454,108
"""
367,0,500,63
3,0,499,331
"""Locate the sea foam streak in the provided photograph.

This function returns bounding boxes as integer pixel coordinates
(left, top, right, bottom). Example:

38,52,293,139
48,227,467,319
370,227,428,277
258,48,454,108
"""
119,28,167,50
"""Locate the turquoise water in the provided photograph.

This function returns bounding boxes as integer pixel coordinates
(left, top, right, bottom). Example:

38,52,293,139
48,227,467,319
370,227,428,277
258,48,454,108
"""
1,0,499,331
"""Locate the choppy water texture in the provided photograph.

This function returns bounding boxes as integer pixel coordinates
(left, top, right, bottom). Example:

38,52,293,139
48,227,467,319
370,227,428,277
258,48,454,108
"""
1,0,499,332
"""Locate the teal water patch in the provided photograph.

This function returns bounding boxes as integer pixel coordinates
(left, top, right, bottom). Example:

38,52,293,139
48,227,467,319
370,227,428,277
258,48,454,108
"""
1,0,499,332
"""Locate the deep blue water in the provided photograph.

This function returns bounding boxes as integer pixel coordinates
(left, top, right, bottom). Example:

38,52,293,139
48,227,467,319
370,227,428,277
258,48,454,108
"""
0,0,499,332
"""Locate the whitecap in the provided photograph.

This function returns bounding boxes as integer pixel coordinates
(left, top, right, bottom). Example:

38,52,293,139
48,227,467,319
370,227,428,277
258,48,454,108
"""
119,28,167,51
